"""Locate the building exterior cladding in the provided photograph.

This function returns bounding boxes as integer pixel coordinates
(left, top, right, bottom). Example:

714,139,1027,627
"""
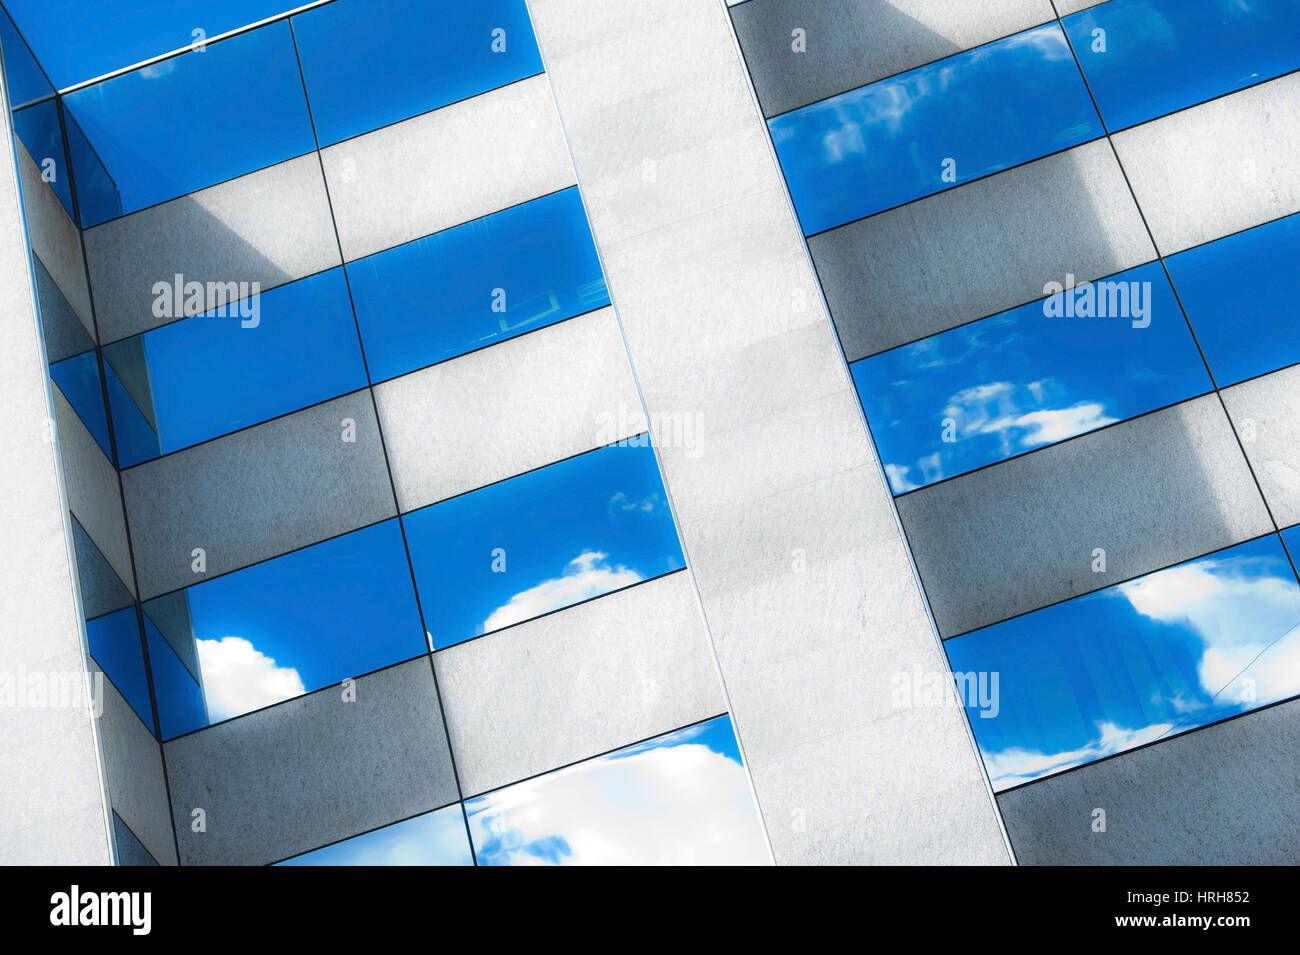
0,0,1295,866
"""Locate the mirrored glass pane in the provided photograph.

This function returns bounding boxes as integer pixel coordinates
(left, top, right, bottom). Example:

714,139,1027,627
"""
0,4,52,107
404,442,684,650
769,22,1103,235
62,21,315,226
348,187,608,383
275,804,473,866
466,716,767,865
12,99,74,216
86,606,154,732
946,535,1300,791
142,519,425,739
103,268,367,468
49,349,113,460
1065,0,1300,132
852,261,1212,494
291,0,543,146
1166,212,1300,387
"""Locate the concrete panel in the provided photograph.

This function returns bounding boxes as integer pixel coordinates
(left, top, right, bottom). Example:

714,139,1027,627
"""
122,390,396,600
1113,73,1300,255
730,0,1055,117
34,254,94,363
1221,364,1300,529
15,140,92,329
1053,0,1108,15
436,571,724,796
999,699,1300,864
84,154,341,344
321,75,576,262
98,673,177,865
70,517,134,620
164,658,458,866
375,308,640,512
530,0,1010,865
52,388,134,594
810,140,1156,360
899,395,1275,637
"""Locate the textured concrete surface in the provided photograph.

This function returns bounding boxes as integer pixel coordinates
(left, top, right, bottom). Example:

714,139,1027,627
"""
899,395,1275,637
122,390,396,600
375,308,641,512
15,140,92,329
810,140,1155,360
70,517,134,620
436,571,725,796
1221,365,1300,529
1053,0,1108,15
730,0,1054,117
164,659,458,866
52,388,134,595
98,673,177,865
84,154,341,344
33,254,94,363
0,85,111,863
112,812,158,866
530,0,1010,865
1113,73,1300,255
1000,699,1300,864
321,75,576,262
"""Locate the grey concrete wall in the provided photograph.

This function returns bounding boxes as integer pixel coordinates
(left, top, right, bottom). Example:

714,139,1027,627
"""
528,0,1010,865
98,674,177,865
1221,364,1300,530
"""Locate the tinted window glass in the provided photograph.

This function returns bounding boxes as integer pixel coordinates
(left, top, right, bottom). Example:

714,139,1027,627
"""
770,23,1103,235
276,805,473,866
50,350,113,459
87,606,154,732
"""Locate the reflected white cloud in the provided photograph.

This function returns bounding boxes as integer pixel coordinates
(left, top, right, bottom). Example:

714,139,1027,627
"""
481,550,642,634
196,636,305,722
984,720,1173,790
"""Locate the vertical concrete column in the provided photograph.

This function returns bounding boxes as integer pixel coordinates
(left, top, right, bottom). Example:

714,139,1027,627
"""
0,71,113,863
527,0,1011,863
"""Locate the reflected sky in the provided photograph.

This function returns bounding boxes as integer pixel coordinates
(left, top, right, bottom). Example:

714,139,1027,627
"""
276,804,473,866
946,535,1300,791
348,187,608,383
770,22,1103,235
63,21,315,225
1166,211,1300,387
466,716,768,865
851,261,1211,494
49,349,113,460
86,606,153,732
103,268,367,468
405,442,684,650
1065,0,1300,132
143,519,425,739
291,0,542,146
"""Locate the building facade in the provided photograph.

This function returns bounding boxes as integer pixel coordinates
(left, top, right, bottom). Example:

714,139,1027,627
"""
0,0,1297,865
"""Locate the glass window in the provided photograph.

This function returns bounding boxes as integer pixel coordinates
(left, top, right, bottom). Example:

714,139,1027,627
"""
0,4,52,107
12,99,75,216
291,0,543,146
465,716,767,865
1065,0,1300,132
348,188,608,383
103,268,367,468
1166,212,1300,387
86,606,154,732
142,519,425,739
62,21,315,226
851,261,1212,493
49,350,113,460
404,442,684,650
769,22,1103,235
275,804,473,866
945,535,1300,791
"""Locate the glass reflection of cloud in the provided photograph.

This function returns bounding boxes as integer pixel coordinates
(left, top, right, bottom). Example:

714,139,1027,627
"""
275,804,472,867
465,716,768,866
947,535,1300,790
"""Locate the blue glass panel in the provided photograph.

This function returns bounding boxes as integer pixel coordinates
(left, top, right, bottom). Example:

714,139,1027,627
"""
1166,212,1300,387
61,107,121,224
86,607,154,732
142,519,425,737
62,21,315,226
1065,0,1300,132
142,616,207,740
49,350,113,459
0,4,50,106
405,442,684,649
102,360,160,468
292,0,543,146
466,716,766,865
945,535,1300,791
103,268,367,467
769,22,1103,235
12,99,75,216
852,261,1213,493
276,805,473,866
348,188,608,383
